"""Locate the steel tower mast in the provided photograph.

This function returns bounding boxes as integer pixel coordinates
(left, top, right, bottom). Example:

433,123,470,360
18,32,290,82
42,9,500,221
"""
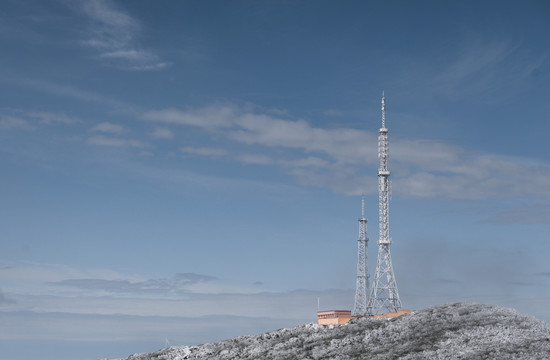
367,92,402,314
353,195,369,316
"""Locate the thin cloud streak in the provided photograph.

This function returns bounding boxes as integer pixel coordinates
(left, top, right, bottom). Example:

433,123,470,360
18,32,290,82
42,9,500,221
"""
181,146,228,157
88,134,148,148
143,104,550,199
0,116,35,130
27,111,80,125
433,40,514,95
20,78,127,107
90,121,125,133
128,62,172,71
51,272,220,298
0,289,15,304
81,0,170,71
3,259,549,326
151,127,173,139
430,38,548,103
0,311,307,344
480,203,550,225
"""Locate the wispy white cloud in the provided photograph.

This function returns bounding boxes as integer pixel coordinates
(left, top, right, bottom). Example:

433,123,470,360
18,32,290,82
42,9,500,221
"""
27,111,80,124
143,106,236,129
480,203,550,225
99,50,172,71
51,272,219,298
82,0,137,46
237,153,274,165
99,49,149,59
237,154,330,170
90,121,125,133
0,288,15,304
20,78,126,107
128,61,172,71
430,39,546,102
81,0,170,71
2,255,549,347
0,116,34,130
88,134,147,148
323,109,346,117
0,261,131,296
143,104,550,199
0,310,307,346
433,41,512,93
0,110,79,133
151,127,173,139
181,146,228,157
144,106,374,164
0,261,288,319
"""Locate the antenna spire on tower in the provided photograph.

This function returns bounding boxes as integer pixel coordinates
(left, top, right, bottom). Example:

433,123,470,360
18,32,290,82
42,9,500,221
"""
381,91,386,129
353,194,369,316
367,92,402,315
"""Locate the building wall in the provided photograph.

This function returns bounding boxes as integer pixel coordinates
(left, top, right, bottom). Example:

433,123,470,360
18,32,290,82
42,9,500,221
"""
317,310,352,325
317,310,411,325
371,310,411,318
318,316,353,325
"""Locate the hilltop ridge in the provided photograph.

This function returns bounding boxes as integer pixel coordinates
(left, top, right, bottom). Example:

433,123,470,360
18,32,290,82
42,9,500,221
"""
124,303,550,360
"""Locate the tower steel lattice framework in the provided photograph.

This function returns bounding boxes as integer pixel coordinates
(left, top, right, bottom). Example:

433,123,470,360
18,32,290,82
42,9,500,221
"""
353,196,369,316
367,93,402,315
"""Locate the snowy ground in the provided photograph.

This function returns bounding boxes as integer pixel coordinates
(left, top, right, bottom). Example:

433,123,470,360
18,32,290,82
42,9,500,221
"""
123,303,550,360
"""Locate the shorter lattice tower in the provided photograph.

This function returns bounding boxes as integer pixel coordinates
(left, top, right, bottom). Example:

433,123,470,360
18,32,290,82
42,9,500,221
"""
367,92,402,315
353,195,369,316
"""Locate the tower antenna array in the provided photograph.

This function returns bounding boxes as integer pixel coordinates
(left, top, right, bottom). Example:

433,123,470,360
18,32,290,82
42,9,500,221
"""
367,93,402,314
353,195,369,316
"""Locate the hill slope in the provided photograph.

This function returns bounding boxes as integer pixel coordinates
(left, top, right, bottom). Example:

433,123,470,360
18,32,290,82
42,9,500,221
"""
125,303,550,360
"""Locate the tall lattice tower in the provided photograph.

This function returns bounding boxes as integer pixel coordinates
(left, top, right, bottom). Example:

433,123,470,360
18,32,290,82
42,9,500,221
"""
367,93,402,315
353,195,369,316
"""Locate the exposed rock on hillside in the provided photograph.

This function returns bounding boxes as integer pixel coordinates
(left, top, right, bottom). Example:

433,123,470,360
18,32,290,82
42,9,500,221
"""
126,303,550,360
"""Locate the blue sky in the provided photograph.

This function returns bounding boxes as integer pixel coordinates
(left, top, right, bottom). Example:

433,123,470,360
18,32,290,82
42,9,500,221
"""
1,0,550,359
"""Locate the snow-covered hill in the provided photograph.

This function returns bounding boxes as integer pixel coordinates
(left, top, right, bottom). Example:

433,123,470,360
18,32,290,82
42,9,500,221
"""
124,303,550,360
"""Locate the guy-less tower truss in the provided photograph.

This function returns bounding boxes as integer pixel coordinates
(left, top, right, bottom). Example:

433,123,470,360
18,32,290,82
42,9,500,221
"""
367,93,402,314
353,196,369,316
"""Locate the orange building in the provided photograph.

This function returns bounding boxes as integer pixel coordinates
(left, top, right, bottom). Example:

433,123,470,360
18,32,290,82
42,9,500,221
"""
317,309,411,325
371,310,411,318
317,310,353,325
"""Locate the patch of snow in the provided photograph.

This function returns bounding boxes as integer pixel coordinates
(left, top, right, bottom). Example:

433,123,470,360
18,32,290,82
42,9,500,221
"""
122,303,550,360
